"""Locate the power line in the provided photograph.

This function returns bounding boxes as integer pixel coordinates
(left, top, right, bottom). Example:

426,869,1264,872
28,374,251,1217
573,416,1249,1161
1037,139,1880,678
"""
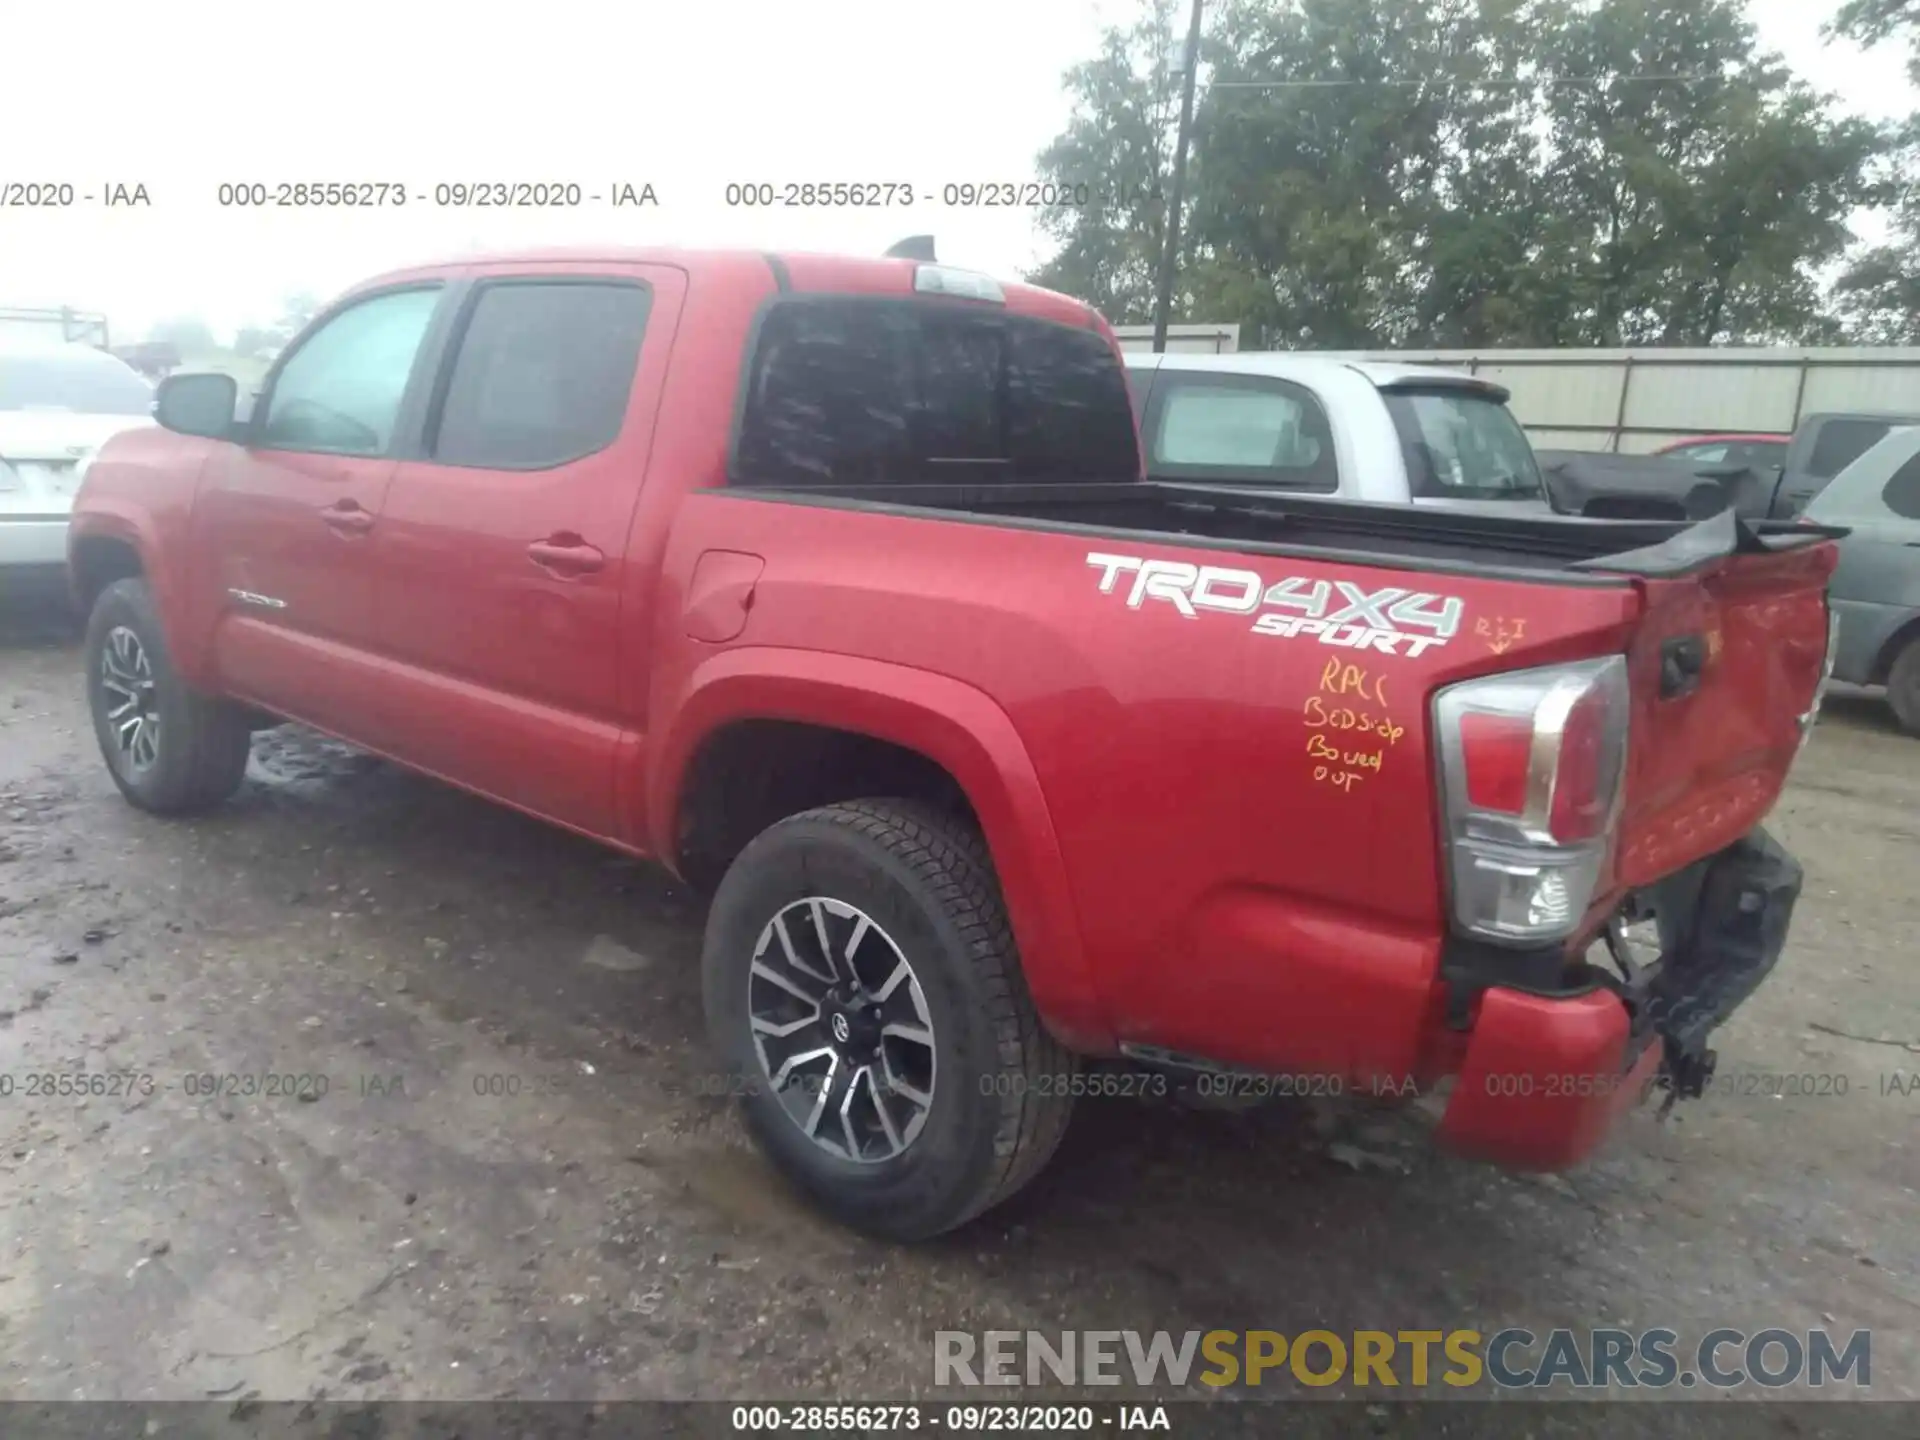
1209,73,1711,89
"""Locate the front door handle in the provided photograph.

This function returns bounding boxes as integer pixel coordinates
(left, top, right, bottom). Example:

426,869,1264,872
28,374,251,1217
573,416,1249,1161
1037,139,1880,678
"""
527,536,605,576
320,500,375,535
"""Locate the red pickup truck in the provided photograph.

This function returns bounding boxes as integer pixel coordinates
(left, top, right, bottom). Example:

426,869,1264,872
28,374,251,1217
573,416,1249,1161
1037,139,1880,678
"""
67,248,1841,1240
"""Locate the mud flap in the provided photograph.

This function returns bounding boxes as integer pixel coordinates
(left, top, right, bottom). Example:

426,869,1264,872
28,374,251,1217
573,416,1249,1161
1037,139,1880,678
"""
1646,827,1802,1104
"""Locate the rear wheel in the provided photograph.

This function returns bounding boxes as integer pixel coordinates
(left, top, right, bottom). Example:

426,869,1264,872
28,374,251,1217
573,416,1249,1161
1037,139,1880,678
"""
1889,637,1920,737
84,578,253,813
702,800,1075,1240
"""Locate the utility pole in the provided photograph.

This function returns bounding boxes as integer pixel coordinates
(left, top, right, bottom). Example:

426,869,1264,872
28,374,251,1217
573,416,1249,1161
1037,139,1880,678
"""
1151,0,1205,354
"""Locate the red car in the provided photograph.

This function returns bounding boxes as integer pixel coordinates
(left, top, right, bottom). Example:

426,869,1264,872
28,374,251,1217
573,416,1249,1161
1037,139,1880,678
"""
67,248,1841,1239
1654,433,1791,468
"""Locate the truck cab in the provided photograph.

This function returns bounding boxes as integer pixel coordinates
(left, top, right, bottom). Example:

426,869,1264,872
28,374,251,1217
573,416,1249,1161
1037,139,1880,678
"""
1122,351,1550,514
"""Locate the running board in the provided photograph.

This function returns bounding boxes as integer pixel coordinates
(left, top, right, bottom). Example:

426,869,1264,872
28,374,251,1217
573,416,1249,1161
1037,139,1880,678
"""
1119,1042,1240,1074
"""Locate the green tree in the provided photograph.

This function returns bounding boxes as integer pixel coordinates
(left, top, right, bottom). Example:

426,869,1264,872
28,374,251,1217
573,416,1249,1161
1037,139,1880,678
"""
1828,0,1920,341
1028,0,1183,321
1028,0,1887,348
1533,0,1879,344
279,292,322,333
231,326,278,359
1191,0,1555,347
1830,0,1920,79
147,316,217,354
231,292,326,360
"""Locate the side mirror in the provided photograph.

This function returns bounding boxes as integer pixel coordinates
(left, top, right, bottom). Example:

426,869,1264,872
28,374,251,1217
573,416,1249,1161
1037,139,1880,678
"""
154,372,240,440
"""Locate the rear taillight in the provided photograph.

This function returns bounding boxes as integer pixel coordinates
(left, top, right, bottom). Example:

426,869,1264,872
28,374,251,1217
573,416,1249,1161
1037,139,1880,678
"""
1433,656,1631,945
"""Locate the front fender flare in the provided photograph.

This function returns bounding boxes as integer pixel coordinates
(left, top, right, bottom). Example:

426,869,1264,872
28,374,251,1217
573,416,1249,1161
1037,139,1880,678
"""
649,646,1110,1054
66,508,212,689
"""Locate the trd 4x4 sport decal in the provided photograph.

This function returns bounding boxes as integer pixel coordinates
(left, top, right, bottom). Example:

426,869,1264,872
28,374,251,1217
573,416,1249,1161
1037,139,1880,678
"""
1086,552,1464,658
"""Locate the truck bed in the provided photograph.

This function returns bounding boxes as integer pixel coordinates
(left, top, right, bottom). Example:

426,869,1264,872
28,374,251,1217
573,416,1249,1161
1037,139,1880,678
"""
734,479,1838,582
684,466,1837,1102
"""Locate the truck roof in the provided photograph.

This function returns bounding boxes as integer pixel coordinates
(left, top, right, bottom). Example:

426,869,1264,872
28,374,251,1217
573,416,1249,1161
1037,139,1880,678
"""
1123,349,1511,401
347,247,1105,328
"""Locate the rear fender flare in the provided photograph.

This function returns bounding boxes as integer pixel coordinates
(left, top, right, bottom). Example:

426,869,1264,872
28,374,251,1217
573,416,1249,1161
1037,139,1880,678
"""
650,646,1109,1052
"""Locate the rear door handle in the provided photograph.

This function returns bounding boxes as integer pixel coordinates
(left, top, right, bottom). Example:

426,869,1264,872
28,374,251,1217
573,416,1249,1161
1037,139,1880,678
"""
320,501,374,535
527,536,605,575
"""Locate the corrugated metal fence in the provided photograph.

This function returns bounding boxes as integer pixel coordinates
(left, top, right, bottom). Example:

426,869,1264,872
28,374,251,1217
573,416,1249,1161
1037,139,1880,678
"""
1112,323,1243,355
1312,348,1920,453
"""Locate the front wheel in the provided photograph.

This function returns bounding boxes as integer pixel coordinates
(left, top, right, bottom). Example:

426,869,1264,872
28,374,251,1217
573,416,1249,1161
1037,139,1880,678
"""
84,577,253,813
702,800,1076,1240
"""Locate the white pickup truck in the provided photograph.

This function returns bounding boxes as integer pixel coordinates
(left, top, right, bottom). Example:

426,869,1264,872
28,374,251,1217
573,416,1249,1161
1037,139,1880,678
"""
1122,352,1552,514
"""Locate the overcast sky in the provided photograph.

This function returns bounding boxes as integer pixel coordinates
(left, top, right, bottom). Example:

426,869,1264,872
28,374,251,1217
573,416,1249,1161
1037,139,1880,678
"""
3,0,1912,342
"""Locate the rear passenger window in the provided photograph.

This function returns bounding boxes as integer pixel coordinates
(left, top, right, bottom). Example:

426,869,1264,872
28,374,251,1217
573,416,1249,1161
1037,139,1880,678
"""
1884,451,1920,520
1386,389,1543,500
431,281,651,469
1807,420,1893,480
1150,379,1336,489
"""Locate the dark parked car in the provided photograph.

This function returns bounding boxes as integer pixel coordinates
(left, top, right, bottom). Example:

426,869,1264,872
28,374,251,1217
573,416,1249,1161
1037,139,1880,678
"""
1539,413,1920,525
1535,449,1774,522
1655,433,1791,470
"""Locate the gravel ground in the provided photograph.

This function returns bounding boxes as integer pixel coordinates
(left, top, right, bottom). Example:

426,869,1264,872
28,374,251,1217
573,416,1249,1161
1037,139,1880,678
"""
0,603,1915,1433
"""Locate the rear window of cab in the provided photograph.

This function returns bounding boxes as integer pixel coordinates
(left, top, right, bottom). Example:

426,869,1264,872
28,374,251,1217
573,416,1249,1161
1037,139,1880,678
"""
1385,389,1544,501
731,298,1140,488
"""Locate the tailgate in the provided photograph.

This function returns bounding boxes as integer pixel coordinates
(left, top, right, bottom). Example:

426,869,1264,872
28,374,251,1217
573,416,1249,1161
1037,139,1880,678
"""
1610,539,1837,889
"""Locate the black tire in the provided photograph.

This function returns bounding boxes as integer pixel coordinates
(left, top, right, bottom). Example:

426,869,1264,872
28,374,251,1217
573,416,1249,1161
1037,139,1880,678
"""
1888,637,1920,737
84,577,252,813
702,800,1076,1240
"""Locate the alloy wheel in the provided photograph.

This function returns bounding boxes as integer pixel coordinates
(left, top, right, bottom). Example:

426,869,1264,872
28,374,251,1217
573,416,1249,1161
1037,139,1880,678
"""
747,897,937,1162
100,625,161,773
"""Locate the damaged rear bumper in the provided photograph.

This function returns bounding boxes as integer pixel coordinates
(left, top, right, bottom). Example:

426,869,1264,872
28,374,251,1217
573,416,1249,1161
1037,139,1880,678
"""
1436,827,1803,1171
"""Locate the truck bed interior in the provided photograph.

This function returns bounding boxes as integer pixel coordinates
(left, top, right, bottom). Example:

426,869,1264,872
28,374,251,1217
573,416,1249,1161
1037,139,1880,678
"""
734,480,1840,581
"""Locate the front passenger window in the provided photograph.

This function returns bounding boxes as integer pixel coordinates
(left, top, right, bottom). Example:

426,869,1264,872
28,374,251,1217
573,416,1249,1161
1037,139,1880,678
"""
259,288,441,456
